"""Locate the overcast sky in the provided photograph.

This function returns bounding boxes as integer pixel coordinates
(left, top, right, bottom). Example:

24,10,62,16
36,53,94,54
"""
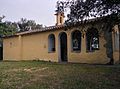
0,0,59,26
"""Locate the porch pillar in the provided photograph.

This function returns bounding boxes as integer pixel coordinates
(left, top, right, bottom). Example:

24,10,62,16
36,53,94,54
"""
81,32,86,53
18,35,22,60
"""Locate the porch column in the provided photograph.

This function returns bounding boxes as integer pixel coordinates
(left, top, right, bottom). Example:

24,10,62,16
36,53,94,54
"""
81,32,86,53
18,35,22,60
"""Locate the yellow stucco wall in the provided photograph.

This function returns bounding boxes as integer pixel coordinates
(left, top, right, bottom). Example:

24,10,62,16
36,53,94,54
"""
21,32,58,62
3,24,119,64
3,36,20,60
3,30,59,62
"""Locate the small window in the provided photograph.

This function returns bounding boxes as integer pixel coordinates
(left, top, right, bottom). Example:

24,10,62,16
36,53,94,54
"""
86,28,99,52
48,34,55,52
71,30,81,52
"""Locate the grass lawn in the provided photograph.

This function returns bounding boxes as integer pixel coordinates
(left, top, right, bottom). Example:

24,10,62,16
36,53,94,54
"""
0,61,120,89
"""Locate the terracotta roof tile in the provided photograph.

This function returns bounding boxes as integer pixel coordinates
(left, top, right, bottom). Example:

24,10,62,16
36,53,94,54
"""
16,25,64,35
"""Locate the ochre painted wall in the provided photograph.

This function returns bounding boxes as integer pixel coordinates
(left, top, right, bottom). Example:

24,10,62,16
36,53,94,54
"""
3,25,119,64
21,31,58,62
4,30,59,62
3,37,20,60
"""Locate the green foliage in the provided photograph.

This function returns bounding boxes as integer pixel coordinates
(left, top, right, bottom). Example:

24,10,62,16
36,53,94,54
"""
0,22,17,37
18,18,43,32
57,0,120,24
0,15,17,37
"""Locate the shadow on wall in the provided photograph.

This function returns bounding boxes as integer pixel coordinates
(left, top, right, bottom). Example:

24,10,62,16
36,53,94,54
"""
0,47,3,61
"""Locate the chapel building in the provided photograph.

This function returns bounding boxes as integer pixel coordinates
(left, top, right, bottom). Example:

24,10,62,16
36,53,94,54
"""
3,11,119,64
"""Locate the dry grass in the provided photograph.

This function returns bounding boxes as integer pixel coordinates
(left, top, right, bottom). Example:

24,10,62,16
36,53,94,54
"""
0,61,120,89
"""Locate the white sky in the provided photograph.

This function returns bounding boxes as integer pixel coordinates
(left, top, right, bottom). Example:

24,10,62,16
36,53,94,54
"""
0,0,59,26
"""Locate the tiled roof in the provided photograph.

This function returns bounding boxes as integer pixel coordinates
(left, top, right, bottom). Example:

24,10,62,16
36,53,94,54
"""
3,25,65,38
17,25,64,35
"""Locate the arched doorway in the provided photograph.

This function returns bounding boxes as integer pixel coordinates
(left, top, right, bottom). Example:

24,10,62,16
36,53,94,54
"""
59,32,68,62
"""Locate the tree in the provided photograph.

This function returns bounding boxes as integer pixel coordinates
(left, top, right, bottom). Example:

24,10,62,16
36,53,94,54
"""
0,15,18,45
17,18,43,32
0,15,5,22
57,0,120,64
0,22,17,37
0,15,18,37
